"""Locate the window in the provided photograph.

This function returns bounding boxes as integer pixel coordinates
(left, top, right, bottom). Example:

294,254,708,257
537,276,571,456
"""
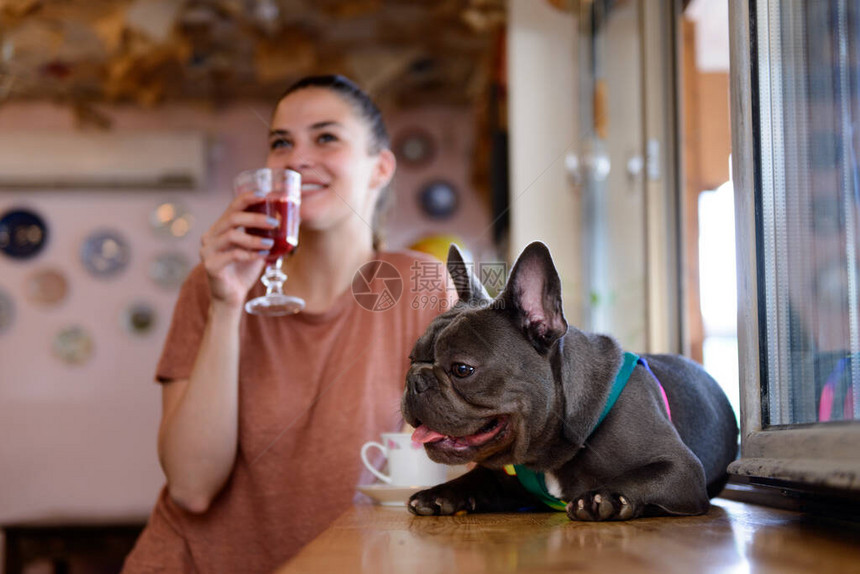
729,0,860,492
699,181,740,418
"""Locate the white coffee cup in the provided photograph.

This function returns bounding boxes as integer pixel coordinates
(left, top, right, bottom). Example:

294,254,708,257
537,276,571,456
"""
360,432,448,487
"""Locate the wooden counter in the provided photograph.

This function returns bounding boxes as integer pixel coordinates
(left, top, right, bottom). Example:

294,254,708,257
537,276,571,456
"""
276,498,860,573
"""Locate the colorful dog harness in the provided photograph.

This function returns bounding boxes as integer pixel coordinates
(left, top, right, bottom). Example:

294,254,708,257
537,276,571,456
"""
503,352,671,511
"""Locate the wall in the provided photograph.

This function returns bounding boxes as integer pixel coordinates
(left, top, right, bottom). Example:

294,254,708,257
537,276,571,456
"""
506,0,668,351
595,5,651,350
386,107,495,261
507,0,581,325
0,100,489,523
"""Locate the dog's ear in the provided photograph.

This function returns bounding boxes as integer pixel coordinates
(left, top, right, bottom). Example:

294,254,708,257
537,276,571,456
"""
500,241,568,352
447,244,491,306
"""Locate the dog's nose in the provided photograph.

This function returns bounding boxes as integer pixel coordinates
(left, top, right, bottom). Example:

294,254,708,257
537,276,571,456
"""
408,364,436,394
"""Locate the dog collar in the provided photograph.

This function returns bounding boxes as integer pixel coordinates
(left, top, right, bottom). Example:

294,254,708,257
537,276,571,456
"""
591,351,640,432
503,351,642,511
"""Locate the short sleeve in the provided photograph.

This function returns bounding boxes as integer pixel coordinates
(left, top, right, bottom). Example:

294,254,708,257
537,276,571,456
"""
155,264,211,383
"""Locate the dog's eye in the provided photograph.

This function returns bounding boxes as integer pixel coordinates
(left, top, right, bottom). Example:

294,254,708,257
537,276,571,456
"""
451,363,475,378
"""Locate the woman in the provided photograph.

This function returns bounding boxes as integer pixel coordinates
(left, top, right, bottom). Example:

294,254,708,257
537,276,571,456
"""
123,75,452,572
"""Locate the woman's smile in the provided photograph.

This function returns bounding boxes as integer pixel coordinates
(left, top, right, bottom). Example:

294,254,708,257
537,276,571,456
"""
300,181,328,198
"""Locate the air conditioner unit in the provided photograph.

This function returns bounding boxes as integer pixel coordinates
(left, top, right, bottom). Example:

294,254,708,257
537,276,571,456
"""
0,131,207,190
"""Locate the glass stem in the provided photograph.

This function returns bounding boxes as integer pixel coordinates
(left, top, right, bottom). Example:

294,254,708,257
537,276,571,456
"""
260,256,287,296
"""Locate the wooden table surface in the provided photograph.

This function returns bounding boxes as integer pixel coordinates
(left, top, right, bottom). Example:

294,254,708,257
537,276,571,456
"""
276,498,860,573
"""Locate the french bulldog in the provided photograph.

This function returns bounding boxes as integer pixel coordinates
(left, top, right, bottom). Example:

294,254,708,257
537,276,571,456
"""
402,242,738,521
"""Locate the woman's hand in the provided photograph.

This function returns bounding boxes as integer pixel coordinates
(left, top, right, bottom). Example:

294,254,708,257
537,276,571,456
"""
199,192,277,308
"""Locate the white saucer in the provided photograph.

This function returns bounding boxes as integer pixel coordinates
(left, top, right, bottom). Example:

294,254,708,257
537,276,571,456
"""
356,484,425,507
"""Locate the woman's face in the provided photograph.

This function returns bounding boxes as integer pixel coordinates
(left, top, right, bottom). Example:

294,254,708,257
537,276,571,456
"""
266,87,394,238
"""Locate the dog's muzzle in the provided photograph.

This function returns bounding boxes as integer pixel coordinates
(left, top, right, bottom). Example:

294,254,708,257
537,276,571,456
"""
406,363,440,395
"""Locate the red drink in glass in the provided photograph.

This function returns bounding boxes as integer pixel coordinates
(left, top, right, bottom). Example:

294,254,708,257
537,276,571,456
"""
246,196,300,264
234,167,303,315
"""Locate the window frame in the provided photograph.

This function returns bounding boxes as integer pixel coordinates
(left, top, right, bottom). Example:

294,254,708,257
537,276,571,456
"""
728,0,860,493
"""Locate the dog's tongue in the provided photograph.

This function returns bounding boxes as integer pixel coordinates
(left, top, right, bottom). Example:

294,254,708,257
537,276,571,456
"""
411,424,446,444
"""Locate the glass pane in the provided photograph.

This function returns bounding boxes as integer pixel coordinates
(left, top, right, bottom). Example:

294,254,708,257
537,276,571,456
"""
758,0,860,426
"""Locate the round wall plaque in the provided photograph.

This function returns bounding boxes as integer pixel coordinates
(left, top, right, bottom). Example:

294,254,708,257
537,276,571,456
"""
52,325,94,365
418,180,460,220
80,229,131,278
149,251,192,290
0,208,48,260
26,267,69,307
122,301,157,336
150,200,194,239
393,129,436,169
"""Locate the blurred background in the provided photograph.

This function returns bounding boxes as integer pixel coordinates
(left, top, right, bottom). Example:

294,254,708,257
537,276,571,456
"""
0,0,733,571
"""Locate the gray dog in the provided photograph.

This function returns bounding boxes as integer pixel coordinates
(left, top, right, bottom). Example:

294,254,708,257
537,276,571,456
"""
402,242,738,521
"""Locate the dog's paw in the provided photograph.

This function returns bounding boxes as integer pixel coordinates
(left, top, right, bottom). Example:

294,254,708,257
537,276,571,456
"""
408,485,477,516
566,491,637,521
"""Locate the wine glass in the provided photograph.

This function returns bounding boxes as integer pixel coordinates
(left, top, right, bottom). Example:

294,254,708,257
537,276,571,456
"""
234,168,304,315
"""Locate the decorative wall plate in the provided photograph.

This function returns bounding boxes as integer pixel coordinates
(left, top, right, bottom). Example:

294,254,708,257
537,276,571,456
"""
0,208,48,260
122,301,157,336
80,229,130,278
150,200,194,239
149,251,191,290
418,180,460,220
393,128,436,169
0,287,14,335
121,301,156,335
52,325,94,365
26,267,69,307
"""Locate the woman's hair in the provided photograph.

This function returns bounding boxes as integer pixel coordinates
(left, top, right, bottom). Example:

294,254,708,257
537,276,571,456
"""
279,75,394,250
